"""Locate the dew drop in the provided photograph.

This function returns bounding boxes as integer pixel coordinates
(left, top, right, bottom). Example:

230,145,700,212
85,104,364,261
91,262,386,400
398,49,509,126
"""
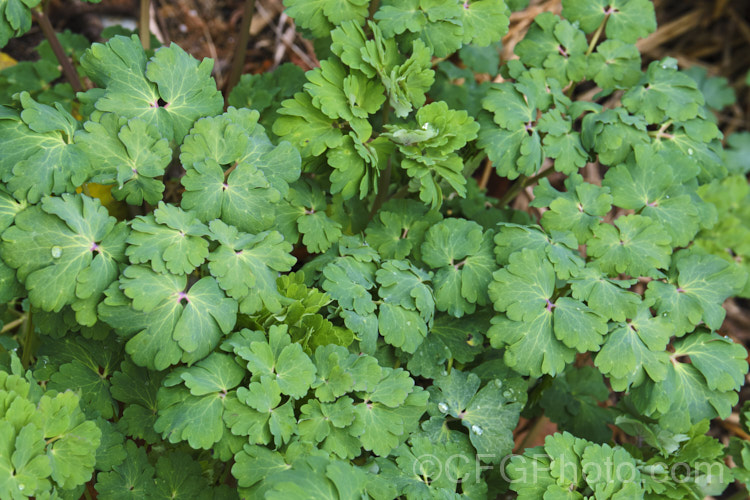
406,321,412,326
494,380,503,388
687,148,694,155
665,195,670,199
50,246,62,258
503,390,513,398
471,425,483,435
17,484,24,491
441,370,448,376
438,402,449,413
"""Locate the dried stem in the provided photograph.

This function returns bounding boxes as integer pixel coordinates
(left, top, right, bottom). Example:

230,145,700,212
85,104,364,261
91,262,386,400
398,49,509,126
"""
33,8,82,93
369,0,381,18
477,159,493,190
515,415,550,452
140,0,151,51
21,311,34,369
225,0,257,101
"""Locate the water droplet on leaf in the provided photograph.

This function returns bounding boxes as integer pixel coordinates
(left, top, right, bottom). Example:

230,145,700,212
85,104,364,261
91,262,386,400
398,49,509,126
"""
438,402,449,413
50,246,62,258
503,390,513,398
687,148,694,155
471,425,483,435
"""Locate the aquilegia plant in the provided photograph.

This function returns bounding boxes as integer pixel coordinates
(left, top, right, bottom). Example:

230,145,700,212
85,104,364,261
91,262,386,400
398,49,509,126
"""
0,0,749,498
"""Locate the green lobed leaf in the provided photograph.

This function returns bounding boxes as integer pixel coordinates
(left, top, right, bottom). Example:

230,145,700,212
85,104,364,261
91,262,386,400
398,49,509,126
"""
273,92,345,157
207,219,296,315
154,385,227,450
286,179,342,254
0,0,41,48
429,370,524,464
622,58,705,124
109,359,163,444
76,113,171,205
0,93,89,203
562,0,656,43
646,250,748,335
94,440,155,498
540,366,613,443
126,203,209,275
37,391,102,489
587,214,672,278
229,325,316,399
0,193,127,324
514,13,588,84
422,218,496,317
594,301,672,391
117,265,237,368
80,35,223,144
603,146,701,247
531,174,613,245
284,0,369,38
365,199,442,261
673,331,747,393
568,264,640,322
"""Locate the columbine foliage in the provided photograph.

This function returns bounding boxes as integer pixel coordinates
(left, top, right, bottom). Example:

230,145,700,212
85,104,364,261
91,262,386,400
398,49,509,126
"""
0,0,748,497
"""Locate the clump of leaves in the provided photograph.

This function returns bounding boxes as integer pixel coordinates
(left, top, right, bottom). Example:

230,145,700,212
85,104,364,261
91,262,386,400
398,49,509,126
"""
0,0,748,498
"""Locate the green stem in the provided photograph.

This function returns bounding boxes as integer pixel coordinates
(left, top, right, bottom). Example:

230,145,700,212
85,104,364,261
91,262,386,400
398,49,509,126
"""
33,7,82,94
0,316,25,334
431,56,448,67
389,183,411,201
45,435,62,446
565,13,610,98
368,104,393,219
369,157,392,220
496,167,555,208
585,13,610,57
649,119,674,139
497,175,527,207
381,101,390,126
21,311,34,370
139,0,151,51
225,0,257,101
